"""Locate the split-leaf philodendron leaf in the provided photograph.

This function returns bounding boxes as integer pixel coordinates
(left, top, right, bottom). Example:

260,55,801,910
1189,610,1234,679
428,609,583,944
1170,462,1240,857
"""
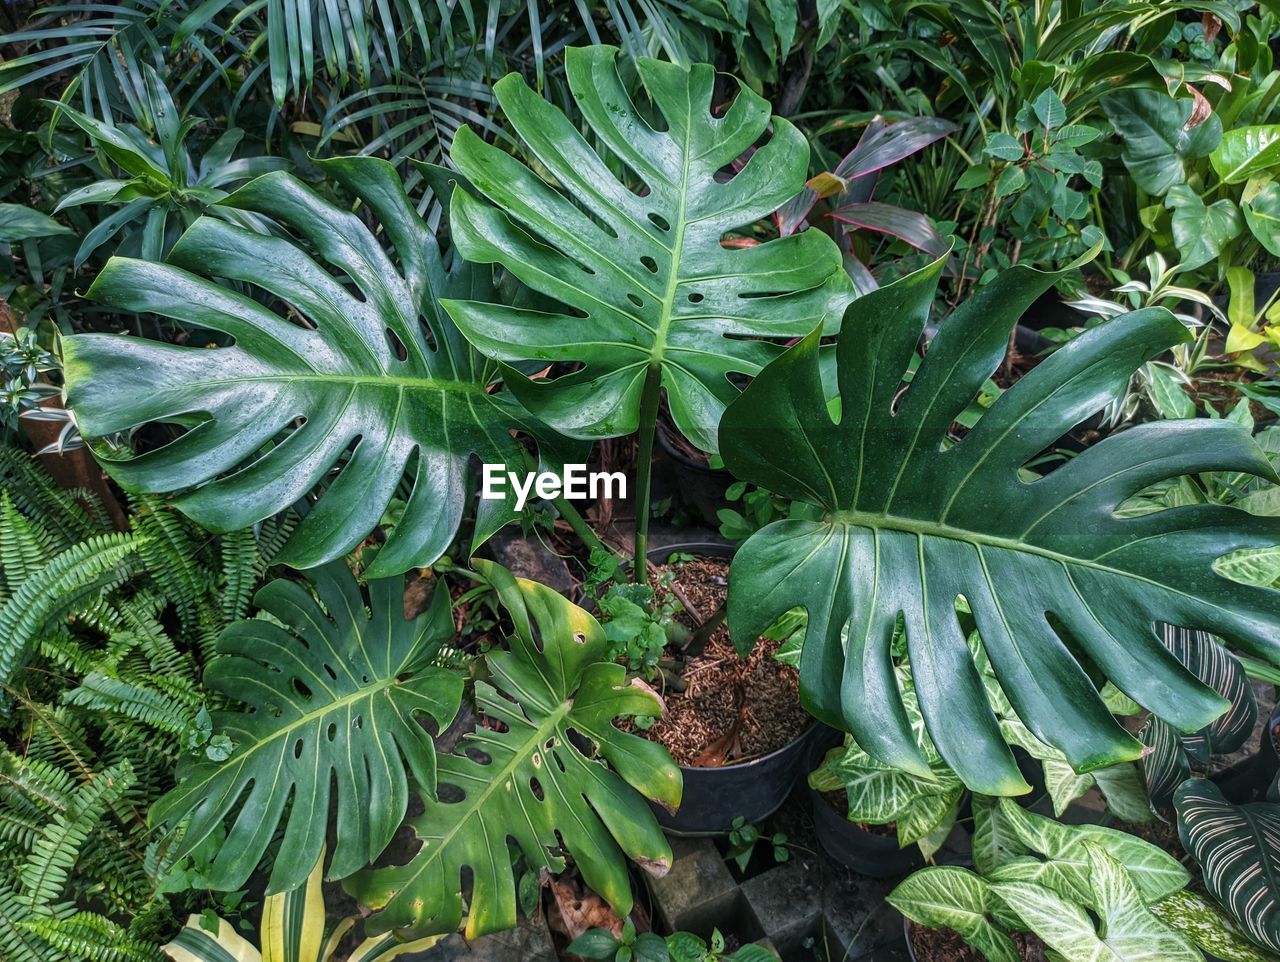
723,253,1280,794
149,563,463,894
346,561,681,940
66,156,565,577
442,44,853,452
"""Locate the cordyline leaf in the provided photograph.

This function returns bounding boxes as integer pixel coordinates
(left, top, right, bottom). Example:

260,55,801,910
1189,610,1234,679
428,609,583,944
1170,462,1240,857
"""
149,563,463,894
442,44,853,453
345,561,682,940
66,156,566,578
723,253,1280,794
1176,779,1280,953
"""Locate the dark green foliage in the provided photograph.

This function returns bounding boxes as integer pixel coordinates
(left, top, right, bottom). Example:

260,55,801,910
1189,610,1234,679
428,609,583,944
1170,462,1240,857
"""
0,445,274,960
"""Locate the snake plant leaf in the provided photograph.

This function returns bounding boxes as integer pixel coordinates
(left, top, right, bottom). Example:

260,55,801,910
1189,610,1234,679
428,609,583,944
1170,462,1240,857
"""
442,44,853,453
723,252,1280,795
149,563,463,894
66,156,565,578
1176,779,1280,953
345,561,682,940
888,866,1020,962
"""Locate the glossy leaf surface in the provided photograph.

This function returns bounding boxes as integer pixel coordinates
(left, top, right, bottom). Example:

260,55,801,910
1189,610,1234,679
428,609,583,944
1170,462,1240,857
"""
1176,779,1280,953
724,255,1280,793
67,157,561,577
346,561,681,940
150,564,463,894
443,45,852,452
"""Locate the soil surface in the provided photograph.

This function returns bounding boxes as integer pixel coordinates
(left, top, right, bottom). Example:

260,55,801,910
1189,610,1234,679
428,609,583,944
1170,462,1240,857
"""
633,556,811,766
907,920,1050,962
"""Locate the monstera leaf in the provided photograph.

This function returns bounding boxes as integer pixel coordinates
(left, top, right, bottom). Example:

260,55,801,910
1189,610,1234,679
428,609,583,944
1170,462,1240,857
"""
723,253,1280,794
149,563,463,894
441,44,852,452
345,561,681,940
66,156,565,577
1176,779,1280,953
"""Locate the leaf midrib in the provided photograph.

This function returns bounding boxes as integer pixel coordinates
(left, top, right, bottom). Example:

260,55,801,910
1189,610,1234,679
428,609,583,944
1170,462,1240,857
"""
172,678,423,803
153,373,494,396
404,700,573,878
647,95,695,371
825,508,1214,611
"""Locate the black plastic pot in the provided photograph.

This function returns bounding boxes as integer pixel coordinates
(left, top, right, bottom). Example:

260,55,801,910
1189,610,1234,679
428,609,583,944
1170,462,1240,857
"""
655,418,733,528
811,788,925,878
641,542,830,835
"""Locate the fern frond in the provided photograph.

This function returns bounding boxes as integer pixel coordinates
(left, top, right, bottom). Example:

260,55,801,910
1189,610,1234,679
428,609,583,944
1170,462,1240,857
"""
0,494,58,602
19,911,164,962
65,676,199,742
0,880,55,962
19,761,133,908
0,446,102,548
0,752,76,819
0,534,143,686
218,526,259,624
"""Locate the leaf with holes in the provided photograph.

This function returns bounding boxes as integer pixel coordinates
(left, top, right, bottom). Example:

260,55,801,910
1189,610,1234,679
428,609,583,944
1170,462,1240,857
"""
345,561,682,940
66,156,569,577
723,253,1280,794
441,44,853,452
1176,779,1280,953
148,563,463,894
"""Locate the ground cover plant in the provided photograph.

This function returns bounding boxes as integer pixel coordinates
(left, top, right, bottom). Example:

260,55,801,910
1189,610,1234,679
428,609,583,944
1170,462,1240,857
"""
5,2,1280,961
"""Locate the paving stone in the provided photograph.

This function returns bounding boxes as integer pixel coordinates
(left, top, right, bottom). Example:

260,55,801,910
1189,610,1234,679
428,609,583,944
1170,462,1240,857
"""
821,874,904,960
739,857,824,955
646,836,740,933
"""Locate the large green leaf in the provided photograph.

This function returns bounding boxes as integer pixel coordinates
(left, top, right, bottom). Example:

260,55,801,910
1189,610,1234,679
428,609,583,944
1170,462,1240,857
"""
1165,185,1242,271
345,561,681,940
991,846,1200,962
149,563,463,894
1176,779,1280,953
1212,126,1280,184
441,44,853,453
723,254,1280,794
888,866,1020,962
66,156,563,577
1102,91,1222,196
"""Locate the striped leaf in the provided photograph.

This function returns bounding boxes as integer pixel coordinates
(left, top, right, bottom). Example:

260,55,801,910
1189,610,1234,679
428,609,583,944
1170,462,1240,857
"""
1160,625,1258,758
149,563,464,894
345,561,682,940
1176,779,1280,953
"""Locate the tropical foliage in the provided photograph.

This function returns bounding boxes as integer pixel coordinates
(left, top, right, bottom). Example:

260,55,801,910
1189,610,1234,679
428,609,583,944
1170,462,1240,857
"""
6,0,1280,957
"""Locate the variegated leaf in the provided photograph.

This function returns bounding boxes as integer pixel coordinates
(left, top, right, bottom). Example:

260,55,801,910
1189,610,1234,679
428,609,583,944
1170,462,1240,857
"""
888,866,1020,962
1154,889,1280,962
1176,779,1280,953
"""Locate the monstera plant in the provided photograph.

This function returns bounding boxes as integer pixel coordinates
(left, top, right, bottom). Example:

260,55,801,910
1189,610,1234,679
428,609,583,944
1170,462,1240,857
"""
723,252,1280,793
440,44,853,577
66,156,568,578
149,559,679,939
347,561,680,939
